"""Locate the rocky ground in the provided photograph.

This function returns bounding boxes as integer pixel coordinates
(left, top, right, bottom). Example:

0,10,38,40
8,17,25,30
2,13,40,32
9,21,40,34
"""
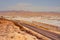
0,18,38,40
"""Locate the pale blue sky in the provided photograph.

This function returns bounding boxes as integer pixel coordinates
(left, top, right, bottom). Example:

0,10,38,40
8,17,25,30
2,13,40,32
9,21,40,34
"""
0,0,60,12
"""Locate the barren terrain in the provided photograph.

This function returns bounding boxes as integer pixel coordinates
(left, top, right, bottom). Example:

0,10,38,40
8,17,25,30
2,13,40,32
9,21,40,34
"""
0,11,60,40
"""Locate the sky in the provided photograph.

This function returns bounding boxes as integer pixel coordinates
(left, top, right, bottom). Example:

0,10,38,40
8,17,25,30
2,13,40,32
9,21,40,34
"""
0,0,60,12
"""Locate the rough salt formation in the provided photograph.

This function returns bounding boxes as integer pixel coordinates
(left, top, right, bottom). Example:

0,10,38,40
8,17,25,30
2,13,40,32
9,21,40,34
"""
0,18,38,40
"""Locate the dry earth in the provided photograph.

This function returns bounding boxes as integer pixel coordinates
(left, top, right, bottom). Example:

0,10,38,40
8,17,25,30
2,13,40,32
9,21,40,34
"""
0,18,38,40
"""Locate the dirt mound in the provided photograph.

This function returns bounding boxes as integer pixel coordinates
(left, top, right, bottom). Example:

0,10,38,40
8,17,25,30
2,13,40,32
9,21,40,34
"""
0,18,38,40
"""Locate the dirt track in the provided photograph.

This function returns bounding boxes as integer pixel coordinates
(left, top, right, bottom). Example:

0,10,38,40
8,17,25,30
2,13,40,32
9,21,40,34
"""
15,21,60,40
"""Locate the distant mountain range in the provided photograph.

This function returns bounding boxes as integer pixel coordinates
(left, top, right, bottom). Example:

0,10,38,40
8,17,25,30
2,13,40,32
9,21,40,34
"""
0,11,60,17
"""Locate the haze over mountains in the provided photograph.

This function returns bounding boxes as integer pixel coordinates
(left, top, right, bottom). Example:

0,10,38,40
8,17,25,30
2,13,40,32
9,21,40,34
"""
0,11,60,17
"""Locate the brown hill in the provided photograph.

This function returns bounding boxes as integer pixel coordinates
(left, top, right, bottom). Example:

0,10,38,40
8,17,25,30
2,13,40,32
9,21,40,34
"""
0,18,38,40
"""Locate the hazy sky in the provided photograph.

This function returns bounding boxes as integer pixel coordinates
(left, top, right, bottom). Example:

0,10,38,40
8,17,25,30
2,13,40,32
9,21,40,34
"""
0,0,60,12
